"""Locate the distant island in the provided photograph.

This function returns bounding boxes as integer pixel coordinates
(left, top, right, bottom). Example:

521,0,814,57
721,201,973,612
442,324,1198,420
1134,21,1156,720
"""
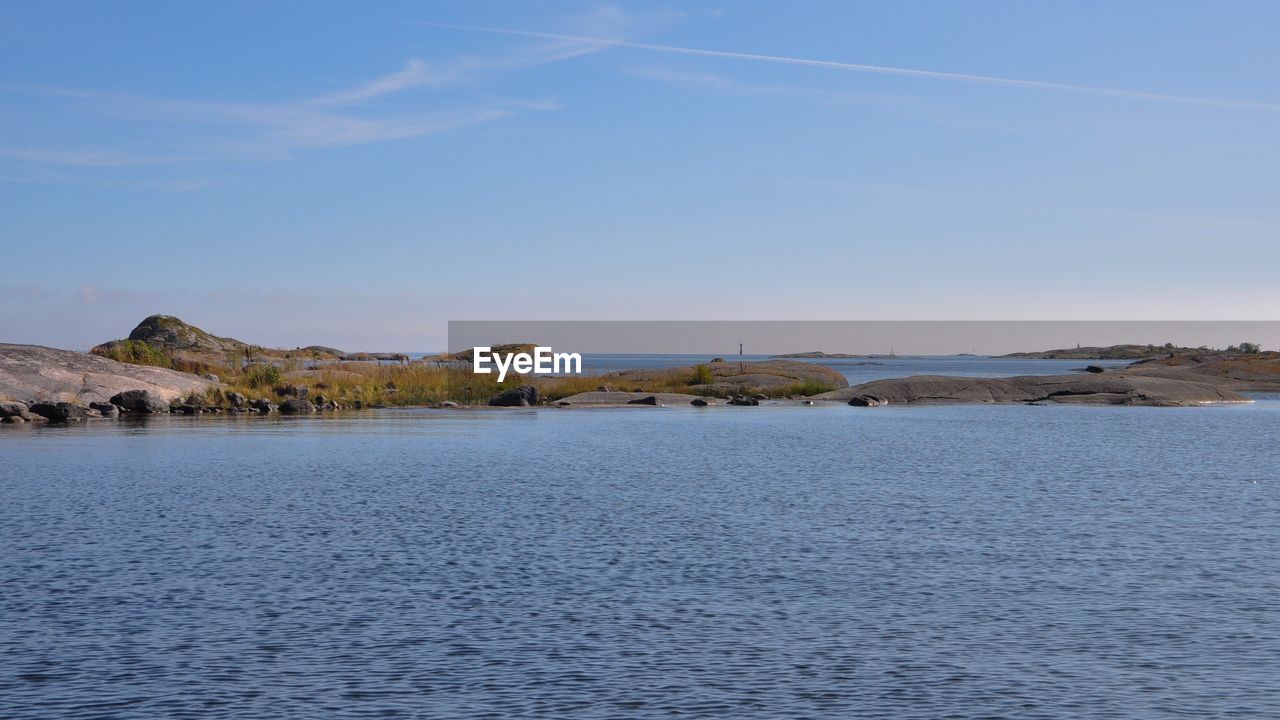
773,351,869,359
998,343,1211,360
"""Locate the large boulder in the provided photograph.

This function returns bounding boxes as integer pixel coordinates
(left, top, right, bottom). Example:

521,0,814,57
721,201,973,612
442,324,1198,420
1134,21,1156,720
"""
488,385,539,407
226,392,247,408
28,401,91,423
110,389,170,414
627,395,660,406
252,398,277,413
279,397,316,414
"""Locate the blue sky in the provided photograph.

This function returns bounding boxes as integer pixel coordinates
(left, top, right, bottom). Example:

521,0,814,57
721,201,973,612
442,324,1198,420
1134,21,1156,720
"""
2,1,1278,350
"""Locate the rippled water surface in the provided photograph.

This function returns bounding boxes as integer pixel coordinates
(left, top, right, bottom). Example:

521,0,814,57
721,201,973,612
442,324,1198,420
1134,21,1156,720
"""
3,401,1280,718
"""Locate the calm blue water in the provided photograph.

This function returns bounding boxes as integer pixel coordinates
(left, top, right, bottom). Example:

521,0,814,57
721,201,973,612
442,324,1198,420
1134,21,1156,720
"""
3,368,1279,718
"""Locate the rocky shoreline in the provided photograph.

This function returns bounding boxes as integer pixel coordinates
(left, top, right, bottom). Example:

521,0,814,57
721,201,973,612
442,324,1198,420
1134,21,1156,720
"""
4,326,1277,425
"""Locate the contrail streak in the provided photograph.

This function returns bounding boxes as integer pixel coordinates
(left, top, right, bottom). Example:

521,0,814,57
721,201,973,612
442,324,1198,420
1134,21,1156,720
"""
409,21,1280,112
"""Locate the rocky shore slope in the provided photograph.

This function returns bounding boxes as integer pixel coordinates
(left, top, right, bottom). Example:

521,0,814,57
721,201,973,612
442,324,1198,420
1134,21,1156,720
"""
812,372,1250,407
0,343,213,405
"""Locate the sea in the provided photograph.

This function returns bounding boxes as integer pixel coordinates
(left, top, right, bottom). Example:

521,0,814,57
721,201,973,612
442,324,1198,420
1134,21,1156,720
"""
3,356,1278,719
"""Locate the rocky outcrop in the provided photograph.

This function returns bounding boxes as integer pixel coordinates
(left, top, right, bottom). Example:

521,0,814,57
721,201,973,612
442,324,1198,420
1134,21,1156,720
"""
91,315,350,369
1,343,213,405
488,385,540,407
813,372,1249,407
1125,352,1280,391
109,389,171,414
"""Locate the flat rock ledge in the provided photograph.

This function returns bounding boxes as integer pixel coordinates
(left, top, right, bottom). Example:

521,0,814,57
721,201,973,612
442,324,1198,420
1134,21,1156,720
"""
1,343,214,405
553,391,707,407
811,373,1251,407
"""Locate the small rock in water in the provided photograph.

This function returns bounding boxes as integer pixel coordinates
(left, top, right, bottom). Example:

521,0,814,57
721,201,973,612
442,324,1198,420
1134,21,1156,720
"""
847,395,885,407
690,398,710,407
89,401,119,417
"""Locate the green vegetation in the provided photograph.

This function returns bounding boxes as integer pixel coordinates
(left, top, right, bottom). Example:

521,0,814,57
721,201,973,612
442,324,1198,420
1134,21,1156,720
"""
691,364,714,385
240,364,282,390
92,339,171,368
97,339,841,407
1229,342,1262,354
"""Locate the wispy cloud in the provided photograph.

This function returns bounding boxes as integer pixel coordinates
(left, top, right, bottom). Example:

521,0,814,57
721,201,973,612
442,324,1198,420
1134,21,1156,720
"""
631,67,918,106
412,21,1280,112
0,146,188,168
311,59,452,106
0,34,598,177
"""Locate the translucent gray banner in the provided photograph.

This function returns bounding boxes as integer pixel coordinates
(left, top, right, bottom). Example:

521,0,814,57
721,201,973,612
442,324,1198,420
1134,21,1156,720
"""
448,321,1280,356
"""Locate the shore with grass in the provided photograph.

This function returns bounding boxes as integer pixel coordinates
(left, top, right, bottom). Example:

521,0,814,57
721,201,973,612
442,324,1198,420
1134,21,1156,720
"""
4,315,1278,423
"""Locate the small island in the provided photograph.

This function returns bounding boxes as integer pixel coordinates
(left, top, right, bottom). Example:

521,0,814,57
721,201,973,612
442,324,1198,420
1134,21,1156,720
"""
773,351,870,359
